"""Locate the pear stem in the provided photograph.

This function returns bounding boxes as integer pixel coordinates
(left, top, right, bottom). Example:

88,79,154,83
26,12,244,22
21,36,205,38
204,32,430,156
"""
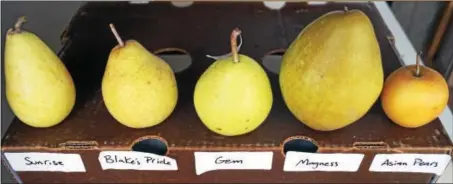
109,23,125,47
415,51,422,77
13,16,27,32
230,28,242,63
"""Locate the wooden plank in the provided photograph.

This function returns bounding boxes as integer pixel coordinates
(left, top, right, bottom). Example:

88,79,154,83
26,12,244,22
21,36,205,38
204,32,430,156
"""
426,2,453,66
434,13,453,77
448,70,453,87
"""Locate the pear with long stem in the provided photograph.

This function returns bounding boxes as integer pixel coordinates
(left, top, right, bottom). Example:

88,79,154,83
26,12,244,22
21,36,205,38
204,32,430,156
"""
102,23,178,129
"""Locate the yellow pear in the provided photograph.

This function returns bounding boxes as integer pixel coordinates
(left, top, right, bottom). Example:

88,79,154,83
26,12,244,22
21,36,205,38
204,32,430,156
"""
102,24,178,129
280,10,384,131
4,16,76,128
194,28,273,136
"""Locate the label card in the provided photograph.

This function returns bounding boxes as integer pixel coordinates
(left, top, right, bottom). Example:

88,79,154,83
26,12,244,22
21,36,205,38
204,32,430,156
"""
283,151,365,172
98,151,178,171
369,154,452,175
194,152,273,175
3,152,86,172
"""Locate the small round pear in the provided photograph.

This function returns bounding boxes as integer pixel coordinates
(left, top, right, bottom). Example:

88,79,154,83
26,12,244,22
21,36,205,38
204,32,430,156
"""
194,28,273,136
4,16,76,128
381,53,449,128
102,24,178,129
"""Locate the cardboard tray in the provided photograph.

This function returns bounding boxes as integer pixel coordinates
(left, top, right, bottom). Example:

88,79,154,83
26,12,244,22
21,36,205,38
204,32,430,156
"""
2,1,453,183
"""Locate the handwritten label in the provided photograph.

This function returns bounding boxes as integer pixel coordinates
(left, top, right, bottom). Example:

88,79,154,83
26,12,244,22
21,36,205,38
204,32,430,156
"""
284,151,364,172
3,152,86,172
194,152,273,175
369,154,452,175
98,151,177,171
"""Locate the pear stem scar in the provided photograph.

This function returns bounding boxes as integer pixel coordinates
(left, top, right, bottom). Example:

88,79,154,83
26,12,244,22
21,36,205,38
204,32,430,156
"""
109,23,125,47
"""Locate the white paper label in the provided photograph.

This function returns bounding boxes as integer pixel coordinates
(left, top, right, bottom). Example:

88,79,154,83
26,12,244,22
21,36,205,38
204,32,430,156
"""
98,151,178,171
194,152,273,175
369,154,452,175
3,152,86,172
283,151,365,172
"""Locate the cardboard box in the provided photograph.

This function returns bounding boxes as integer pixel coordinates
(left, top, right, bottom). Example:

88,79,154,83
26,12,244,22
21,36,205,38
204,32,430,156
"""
2,2,452,183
